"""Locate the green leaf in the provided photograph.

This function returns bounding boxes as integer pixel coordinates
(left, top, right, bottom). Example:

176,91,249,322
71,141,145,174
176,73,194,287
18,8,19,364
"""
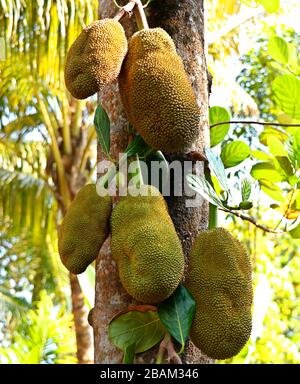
186,174,225,208
287,43,300,74
221,141,251,168
259,179,284,202
239,201,253,210
158,285,196,350
267,135,288,157
292,129,300,162
205,147,229,193
123,343,136,364
251,150,271,161
108,309,165,354
251,162,284,182
268,36,289,65
125,135,151,157
259,127,288,145
289,223,300,238
241,178,252,201
209,106,231,147
94,104,110,156
272,74,300,120
257,0,280,13
274,156,293,180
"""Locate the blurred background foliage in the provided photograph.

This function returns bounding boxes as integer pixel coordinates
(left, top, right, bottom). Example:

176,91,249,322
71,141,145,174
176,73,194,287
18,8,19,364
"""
0,0,300,363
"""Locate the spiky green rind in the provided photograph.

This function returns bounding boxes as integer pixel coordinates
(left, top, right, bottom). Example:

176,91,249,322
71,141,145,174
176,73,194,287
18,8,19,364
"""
58,184,112,274
119,28,200,153
111,185,184,303
185,228,253,360
65,19,128,99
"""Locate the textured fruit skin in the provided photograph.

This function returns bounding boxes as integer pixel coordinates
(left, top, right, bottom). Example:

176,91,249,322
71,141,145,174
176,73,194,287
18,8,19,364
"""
64,19,127,99
185,228,252,360
118,28,200,153
58,184,112,274
111,185,184,303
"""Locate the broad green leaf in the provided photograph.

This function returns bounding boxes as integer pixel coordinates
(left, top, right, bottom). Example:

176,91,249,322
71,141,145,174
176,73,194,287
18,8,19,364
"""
259,127,288,145
292,129,300,162
209,106,231,147
267,135,288,157
158,285,196,350
186,174,225,208
109,309,165,354
272,75,300,120
277,114,300,135
287,43,300,74
268,36,289,65
259,179,284,202
251,150,271,161
94,104,110,156
290,223,300,238
125,134,151,157
241,178,252,201
273,156,293,180
258,0,280,13
251,162,283,182
205,147,229,193
221,141,251,168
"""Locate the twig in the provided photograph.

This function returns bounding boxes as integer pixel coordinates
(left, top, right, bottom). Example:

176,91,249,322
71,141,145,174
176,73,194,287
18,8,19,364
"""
133,0,149,29
113,1,136,21
156,333,182,364
220,208,284,233
210,120,300,129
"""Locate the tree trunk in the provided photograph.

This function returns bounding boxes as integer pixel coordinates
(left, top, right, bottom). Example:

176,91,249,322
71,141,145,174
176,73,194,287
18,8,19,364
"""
93,0,213,364
70,273,93,364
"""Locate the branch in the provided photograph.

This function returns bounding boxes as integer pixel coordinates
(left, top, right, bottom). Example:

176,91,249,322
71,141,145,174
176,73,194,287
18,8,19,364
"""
113,0,149,29
133,0,149,29
220,208,284,234
210,120,300,129
113,1,136,21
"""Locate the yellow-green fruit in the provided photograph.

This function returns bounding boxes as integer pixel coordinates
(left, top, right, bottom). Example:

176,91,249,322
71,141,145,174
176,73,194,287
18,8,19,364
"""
111,185,184,303
118,28,200,153
58,184,112,274
64,19,128,99
185,228,252,360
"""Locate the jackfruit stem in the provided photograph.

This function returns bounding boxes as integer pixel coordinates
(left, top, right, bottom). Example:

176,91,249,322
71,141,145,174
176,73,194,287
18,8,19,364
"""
113,0,136,22
133,0,149,30
113,0,149,30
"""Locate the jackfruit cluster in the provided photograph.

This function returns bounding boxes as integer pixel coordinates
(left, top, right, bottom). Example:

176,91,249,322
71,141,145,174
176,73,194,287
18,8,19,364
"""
64,19,128,99
118,28,200,153
111,185,184,303
185,228,252,360
58,184,112,274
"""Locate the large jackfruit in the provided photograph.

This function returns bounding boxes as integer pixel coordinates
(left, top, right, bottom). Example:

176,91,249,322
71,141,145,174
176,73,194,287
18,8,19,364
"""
58,184,112,274
118,28,200,153
111,185,184,303
65,19,128,99
185,228,252,360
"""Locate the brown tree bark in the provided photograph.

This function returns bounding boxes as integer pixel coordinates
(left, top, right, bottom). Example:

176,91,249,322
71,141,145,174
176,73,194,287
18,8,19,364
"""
93,0,213,364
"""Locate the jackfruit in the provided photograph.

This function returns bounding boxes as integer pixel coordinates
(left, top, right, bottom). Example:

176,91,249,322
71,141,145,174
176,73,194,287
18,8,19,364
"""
58,184,112,274
118,28,200,153
111,185,184,303
185,228,252,360
65,19,128,99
